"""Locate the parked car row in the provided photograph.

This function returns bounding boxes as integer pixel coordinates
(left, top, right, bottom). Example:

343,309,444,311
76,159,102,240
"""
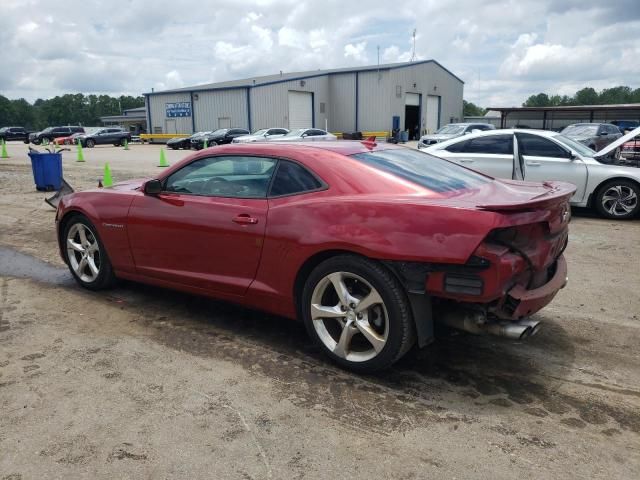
166,127,337,150
424,126,640,220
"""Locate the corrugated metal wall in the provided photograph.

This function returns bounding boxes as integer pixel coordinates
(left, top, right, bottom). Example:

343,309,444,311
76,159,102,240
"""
329,73,356,132
146,62,463,136
357,70,391,131
193,89,248,132
388,63,464,134
250,76,329,131
148,92,192,134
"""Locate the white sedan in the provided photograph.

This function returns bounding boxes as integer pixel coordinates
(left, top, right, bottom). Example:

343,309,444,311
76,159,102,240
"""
425,127,640,219
232,128,289,143
272,128,337,142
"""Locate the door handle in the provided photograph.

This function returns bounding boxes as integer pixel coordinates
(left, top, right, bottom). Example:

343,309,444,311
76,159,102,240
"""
232,214,259,225
459,159,474,163
527,161,541,166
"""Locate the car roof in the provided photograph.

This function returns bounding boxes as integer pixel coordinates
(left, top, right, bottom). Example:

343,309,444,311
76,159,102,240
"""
203,140,404,156
426,128,559,149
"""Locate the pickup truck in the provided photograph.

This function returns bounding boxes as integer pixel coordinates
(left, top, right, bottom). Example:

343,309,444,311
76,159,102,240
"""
0,126,32,142
29,126,85,145
76,128,132,148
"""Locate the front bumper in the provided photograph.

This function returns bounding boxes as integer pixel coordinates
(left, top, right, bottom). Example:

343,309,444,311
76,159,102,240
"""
494,255,567,319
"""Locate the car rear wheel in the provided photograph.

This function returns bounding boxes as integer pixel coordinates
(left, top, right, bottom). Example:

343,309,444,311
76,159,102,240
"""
86,139,95,148
63,216,115,290
301,255,415,373
595,180,640,219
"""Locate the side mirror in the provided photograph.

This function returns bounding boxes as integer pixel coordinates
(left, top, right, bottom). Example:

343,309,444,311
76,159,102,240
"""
144,179,162,195
570,152,579,160
600,132,608,136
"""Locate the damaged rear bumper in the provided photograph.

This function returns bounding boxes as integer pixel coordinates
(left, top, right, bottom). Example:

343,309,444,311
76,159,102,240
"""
493,255,568,320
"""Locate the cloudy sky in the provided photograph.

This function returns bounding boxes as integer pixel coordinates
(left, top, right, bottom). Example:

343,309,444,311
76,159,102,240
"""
1,0,639,106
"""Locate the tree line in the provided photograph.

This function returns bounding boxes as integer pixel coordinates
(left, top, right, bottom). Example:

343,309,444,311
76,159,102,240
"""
463,85,639,117
0,94,145,130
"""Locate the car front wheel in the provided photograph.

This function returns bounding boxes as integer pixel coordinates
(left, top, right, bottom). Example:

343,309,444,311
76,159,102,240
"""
86,139,95,148
595,180,640,219
301,255,415,373
63,216,115,290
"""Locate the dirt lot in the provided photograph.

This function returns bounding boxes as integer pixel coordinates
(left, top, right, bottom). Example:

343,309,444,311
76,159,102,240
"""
1,141,639,479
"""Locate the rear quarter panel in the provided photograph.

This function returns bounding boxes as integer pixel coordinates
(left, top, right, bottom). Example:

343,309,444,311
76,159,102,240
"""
248,192,500,318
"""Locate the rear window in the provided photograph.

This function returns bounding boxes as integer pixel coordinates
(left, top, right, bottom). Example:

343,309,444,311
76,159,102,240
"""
350,148,491,193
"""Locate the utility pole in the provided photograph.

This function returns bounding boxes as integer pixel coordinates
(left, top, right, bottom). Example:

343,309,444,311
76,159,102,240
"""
411,29,416,62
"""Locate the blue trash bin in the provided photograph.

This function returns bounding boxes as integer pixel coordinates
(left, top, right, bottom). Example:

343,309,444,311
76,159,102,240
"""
28,152,63,191
400,131,409,143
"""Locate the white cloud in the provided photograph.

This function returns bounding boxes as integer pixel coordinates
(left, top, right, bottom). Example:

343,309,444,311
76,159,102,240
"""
344,42,367,62
0,0,638,108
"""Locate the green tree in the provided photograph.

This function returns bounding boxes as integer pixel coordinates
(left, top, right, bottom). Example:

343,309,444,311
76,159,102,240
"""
463,100,485,116
598,86,633,104
523,93,551,107
574,87,598,105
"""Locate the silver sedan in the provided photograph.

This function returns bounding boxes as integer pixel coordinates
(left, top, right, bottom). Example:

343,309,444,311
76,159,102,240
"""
425,127,640,219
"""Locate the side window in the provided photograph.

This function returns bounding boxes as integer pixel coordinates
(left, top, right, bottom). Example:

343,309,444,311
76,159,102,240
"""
518,133,570,158
445,139,471,153
269,161,322,196
460,135,513,154
164,156,277,198
608,125,620,134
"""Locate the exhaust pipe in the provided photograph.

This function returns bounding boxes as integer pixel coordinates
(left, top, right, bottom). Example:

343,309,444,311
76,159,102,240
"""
438,310,540,340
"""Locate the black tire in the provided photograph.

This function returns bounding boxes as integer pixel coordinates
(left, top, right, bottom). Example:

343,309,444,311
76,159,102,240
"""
169,145,179,150
64,139,71,145
86,139,95,148
113,141,121,147
301,255,415,373
62,215,116,290
594,179,640,220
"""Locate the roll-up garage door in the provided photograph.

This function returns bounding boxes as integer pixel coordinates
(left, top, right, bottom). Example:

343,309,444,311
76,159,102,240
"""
405,93,420,106
288,91,313,130
426,95,440,133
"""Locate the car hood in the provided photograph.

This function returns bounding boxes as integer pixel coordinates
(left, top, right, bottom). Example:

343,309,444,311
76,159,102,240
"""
595,126,640,158
420,134,457,141
274,136,303,141
234,134,267,142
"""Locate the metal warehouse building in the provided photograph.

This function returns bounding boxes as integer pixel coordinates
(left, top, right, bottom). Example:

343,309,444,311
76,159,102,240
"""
144,60,464,138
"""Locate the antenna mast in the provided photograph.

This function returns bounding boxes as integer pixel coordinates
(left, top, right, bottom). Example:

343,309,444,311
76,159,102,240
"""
411,29,416,62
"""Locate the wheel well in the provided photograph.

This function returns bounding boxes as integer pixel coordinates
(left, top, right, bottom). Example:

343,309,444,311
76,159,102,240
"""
589,177,640,207
293,250,356,316
57,210,84,251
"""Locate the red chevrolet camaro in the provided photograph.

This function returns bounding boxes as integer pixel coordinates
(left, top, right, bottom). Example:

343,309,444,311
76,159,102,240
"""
55,141,575,372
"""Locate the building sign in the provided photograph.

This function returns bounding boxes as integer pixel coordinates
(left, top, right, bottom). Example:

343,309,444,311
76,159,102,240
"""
166,102,192,118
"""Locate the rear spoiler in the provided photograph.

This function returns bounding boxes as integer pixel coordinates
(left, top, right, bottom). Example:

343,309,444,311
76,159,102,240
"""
477,181,576,211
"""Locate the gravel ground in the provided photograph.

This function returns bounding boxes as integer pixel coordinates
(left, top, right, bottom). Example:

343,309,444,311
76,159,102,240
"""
1,141,639,479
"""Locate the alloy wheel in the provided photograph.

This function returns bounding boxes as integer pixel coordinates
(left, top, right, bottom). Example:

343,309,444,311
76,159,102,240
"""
66,223,101,283
601,185,638,217
310,272,388,362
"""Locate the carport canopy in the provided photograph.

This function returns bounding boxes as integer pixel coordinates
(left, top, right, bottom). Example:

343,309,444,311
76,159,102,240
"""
488,104,640,131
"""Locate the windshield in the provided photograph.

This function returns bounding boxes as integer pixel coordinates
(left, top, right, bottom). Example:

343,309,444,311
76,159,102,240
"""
252,129,268,135
351,148,491,193
210,129,228,136
284,129,306,137
561,125,598,137
435,125,465,135
552,134,596,157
